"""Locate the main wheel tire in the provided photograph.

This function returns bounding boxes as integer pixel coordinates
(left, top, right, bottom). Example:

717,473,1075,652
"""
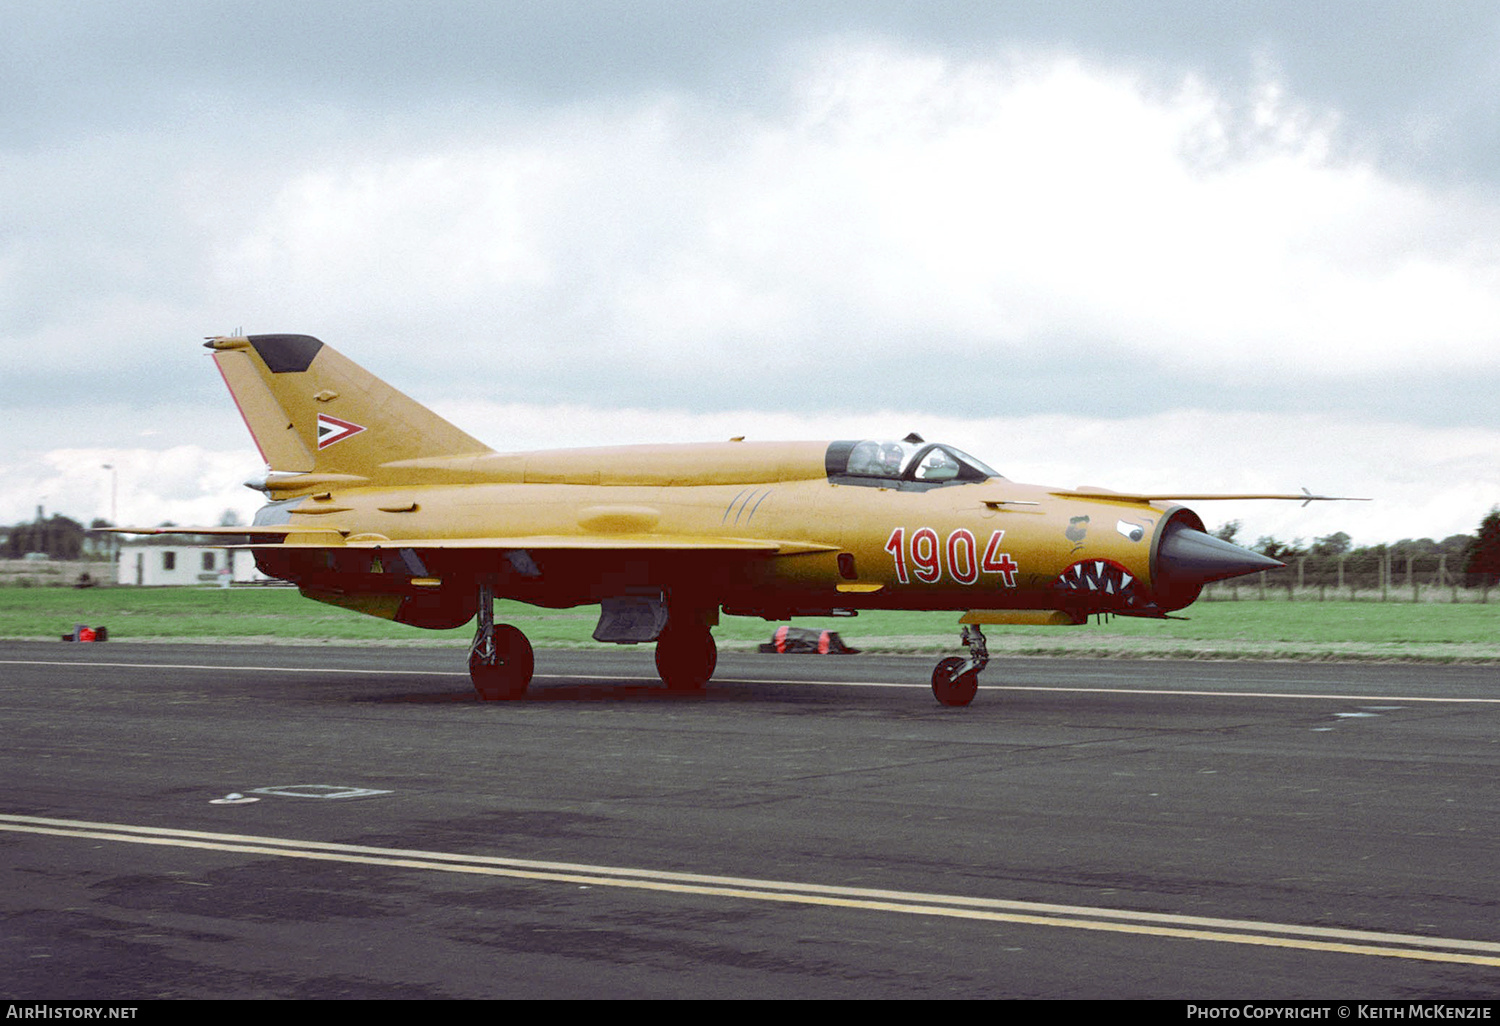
470,623,535,700
931,656,979,707
655,627,717,691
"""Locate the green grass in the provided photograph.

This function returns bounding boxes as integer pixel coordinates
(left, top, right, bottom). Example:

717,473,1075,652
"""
3,586,1499,661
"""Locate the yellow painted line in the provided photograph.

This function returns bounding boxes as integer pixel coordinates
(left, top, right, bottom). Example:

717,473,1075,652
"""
3,814,1496,968
4,659,1497,703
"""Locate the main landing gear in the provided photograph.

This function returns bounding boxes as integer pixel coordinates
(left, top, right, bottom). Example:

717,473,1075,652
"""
468,582,719,700
469,579,534,700
931,623,988,707
654,623,718,691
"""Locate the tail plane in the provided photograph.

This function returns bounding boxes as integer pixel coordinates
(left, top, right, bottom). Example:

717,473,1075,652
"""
206,334,492,481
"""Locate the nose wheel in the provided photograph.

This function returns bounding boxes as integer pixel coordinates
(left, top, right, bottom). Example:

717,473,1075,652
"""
469,579,534,700
931,624,988,707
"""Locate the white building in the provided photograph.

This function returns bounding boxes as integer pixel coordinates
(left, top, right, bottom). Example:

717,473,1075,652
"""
116,539,270,586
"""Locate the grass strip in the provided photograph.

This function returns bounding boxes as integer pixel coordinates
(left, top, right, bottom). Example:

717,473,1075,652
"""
4,586,1499,661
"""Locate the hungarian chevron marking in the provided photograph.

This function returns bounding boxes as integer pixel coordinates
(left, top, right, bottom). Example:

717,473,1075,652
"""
316,413,365,449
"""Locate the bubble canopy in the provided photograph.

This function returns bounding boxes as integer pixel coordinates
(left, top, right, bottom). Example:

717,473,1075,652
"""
824,438,1002,490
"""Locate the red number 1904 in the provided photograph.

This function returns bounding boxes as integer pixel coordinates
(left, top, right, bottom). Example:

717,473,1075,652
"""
883,528,1019,587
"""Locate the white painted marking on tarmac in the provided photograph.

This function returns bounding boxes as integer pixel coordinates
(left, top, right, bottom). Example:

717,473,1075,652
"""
250,785,393,799
1,813,1497,968
967,684,1499,704
3,658,1498,705
0,658,450,676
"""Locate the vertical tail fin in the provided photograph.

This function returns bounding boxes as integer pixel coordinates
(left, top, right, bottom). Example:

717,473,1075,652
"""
206,334,492,479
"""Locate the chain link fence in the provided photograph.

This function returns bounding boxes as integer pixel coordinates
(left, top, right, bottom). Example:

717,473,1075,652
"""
1203,553,1493,602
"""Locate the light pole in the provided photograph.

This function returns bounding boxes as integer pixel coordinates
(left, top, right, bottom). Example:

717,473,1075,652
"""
101,464,117,524
102,464,117,565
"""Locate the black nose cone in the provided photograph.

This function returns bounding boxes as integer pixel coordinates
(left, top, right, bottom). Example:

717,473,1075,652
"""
1153,521,1282,611
1159,524,1284,586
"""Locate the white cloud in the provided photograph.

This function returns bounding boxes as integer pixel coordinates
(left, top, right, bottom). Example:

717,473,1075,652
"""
0,447,263,530
188,43,1500,388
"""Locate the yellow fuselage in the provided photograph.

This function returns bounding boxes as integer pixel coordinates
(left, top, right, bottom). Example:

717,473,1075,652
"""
252,440,1190,629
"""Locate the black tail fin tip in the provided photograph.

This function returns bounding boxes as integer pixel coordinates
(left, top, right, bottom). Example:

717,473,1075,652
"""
205,334,324,373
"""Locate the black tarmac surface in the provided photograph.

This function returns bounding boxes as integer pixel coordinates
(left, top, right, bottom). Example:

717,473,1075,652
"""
1,640,1498,999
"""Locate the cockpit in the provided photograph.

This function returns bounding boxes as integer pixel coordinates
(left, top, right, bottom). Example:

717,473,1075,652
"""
824,435,1002,489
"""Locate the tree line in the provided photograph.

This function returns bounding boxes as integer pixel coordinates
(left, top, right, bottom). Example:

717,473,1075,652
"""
0,514,98,560
1,509,246,561
1214,508,1500,587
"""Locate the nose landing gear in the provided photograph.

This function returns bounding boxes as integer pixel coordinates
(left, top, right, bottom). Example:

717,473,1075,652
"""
931,623,988,707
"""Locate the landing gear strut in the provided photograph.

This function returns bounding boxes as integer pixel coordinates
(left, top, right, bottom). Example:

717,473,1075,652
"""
931,623,988,707
654,623,717,691
469,578,534,700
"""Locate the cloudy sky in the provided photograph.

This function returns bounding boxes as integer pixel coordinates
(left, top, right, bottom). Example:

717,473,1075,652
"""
4,1,1499,547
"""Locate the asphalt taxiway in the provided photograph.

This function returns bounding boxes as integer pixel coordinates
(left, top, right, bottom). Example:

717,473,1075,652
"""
1,640,1498,999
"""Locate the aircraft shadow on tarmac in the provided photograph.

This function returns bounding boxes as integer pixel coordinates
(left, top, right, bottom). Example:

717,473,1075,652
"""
363,676,852,705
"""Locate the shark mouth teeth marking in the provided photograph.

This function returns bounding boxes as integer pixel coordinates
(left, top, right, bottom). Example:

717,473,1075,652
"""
1053,559,1137,603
